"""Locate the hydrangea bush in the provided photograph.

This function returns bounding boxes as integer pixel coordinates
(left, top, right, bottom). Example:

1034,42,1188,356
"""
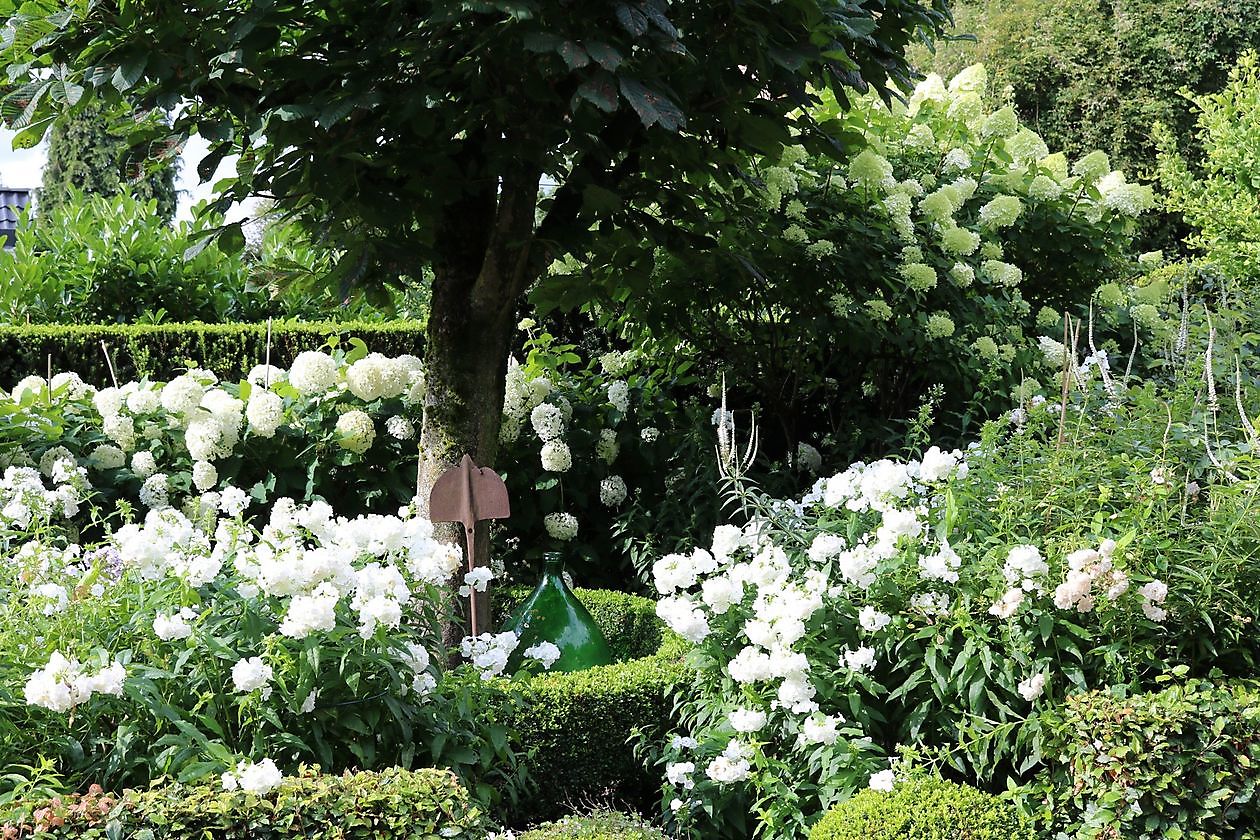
649,348,1260,839
0,485,547,800
570,63,1154,464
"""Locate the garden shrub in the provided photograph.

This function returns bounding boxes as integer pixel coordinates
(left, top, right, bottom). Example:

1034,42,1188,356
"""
497,586,664,661
911,0,1260,187
648,347,1260,838
0,321,425,390
486,588,687,823
1033,678,1260,838
4,766,484,838
567,63,1152,469
808,774,1029,840
520,810,666,839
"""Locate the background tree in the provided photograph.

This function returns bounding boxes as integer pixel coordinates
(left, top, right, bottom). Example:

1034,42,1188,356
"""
0,0,949,596
38,100,178,222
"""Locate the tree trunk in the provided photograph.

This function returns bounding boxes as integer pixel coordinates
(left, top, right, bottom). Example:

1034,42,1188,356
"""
417,161,541,644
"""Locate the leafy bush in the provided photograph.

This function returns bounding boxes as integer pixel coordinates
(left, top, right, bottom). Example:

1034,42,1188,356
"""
566,63,1151,464
0,321,425,390
1032,678,1260,838
0,488,525,802
648,346,1260,838
1158,52,1260,285
3,766,484,838
808,774,1029,840
911,0,1260,188
520,810,666,840
487,588,686,823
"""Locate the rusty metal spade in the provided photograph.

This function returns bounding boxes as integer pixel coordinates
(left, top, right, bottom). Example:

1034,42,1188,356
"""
428,454,510,637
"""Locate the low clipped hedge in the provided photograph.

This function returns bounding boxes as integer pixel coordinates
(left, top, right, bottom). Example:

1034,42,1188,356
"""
0,321,425,388
489,587,686,825
809,774,1030,840
520,810,666,839
3,766,483,838
1035,678,1260,838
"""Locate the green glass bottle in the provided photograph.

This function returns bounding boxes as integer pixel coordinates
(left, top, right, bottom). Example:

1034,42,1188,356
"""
503,551,613,673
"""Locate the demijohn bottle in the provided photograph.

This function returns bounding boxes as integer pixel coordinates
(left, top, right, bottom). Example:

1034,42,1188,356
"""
503,551,613,673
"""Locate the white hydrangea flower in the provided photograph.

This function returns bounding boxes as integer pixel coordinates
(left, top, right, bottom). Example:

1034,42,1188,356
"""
868,769,896,792
288,351,341,395
530,403,565,441
540,440,572,473
640,427,660,443
335,410,375,454
222,758,283,795
231,656,273,694
729,708,767,734
1018,673,1046,702
246,391,285,438
523,641,561,670
192,460,218,491
599,475,628,507
88,444,127,471
385,415,415,440
460,631,519,680
544,512,578,541
606,380,630,413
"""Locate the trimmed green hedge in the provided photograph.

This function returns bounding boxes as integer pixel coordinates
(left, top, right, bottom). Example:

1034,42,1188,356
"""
1035,678,1260,838
0,321,425,388
487,588,686,825
520,810,666,839
3,766,483,838
809,774,1029,840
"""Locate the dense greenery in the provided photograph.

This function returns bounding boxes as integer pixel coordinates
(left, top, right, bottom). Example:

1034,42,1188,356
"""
912,0,1260,185
2,767,484,838
808,774,1029,840
566,64,1152,460
39,100,177,222
0,321,425,390
1032,679,1260,837
520,811,667,840
0,190,411,326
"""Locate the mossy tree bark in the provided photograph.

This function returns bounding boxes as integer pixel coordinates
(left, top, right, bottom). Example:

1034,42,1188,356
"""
418,158,542,640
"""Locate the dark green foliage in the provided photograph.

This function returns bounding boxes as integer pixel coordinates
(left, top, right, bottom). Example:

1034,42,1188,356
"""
520,810,666,839
0,321,425,389
484,589,685,825
39,101,177,222
914,0,1260,183
808,774,1030,840
3,766,484,838
1033,679,1260,837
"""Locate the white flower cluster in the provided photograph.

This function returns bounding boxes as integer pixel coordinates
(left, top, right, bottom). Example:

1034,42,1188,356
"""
24,651,125,713
543,512,578,542
523,641,561,670
1,463,89,535
221,757,283,795
459,631,519,680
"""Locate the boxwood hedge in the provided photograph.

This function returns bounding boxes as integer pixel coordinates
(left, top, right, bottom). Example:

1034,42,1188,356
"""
489,587,686,825
520,810,666,839
2,766,483,838
0,321,425,388
808,774,1030,840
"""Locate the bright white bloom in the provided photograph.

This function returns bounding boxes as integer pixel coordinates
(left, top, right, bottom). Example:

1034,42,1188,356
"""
1018,673,1046,702
868,769,896,792
543,512,578,541
530,403,565,441
606,380,630,413
88,444,127,471
223,758,283,795
540,440,573,473
247,364,286,388
729,708,768,733
231,657,273,694
989,588,1025,619
335,410,375,454
289,351,340,395
385,416,415,440
1003,545,1049,590
279,583,340,639
599,475,628,507
246,391,285,438
640,427,660,443
192,460,218,491
25,652,125,713
523,641,561,670
657,595,711,644
858,606,892,633
131,451,158,479
800,714,841,746
843,646,877,672
153,608,196,641
705,740,753,784
666,761,696,790
918,541,961,583
139,473,170,510
917,446,961,482
460,631,520,680
160,375,205,416
219,485,250,517
1140,579,1169,621
459,566,494,597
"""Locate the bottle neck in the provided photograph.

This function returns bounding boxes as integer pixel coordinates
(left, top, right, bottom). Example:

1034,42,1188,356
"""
543,553,564,575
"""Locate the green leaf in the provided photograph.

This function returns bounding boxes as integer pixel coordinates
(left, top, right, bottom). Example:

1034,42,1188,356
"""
618,77,685,131
576,72,619,112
